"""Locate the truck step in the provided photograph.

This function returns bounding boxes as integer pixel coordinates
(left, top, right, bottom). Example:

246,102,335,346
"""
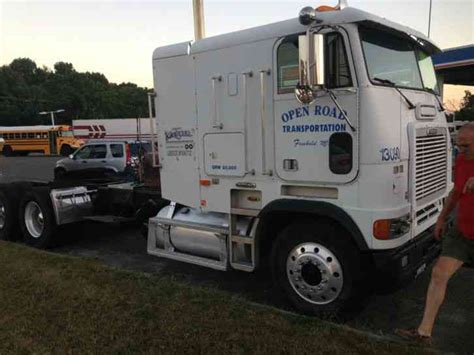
147,247,227,271
230,234,256,272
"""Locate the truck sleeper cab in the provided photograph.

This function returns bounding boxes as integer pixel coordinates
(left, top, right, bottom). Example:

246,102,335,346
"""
148,4,450,316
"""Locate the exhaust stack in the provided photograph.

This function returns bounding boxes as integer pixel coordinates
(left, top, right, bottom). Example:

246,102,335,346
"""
337,0,348,9
193,0,205,40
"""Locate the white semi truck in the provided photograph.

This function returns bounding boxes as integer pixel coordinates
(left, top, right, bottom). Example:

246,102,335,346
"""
0,3,451,317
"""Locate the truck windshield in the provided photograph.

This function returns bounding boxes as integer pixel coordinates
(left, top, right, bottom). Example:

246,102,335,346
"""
360,28,439,93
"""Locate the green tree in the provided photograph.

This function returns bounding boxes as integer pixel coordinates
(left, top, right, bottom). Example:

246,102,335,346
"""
455,91,474,122
0,58,149,126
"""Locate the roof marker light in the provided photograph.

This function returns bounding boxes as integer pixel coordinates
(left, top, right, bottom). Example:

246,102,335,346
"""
316,5,338,12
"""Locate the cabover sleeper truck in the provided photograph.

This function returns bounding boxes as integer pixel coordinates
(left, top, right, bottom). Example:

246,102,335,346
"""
0,2,451,316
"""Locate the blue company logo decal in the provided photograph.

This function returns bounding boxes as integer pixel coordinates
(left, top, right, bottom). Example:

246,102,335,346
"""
380,147,400,161
281,105,347,133
281,105,346,122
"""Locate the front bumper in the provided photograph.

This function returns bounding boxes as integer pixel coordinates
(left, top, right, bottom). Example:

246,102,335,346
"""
371,227,440,290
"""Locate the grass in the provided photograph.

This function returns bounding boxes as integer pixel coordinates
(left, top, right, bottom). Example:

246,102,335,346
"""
0,241,434,354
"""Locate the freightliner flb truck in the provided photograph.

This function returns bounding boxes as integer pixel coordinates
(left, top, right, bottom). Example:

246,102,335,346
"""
0,2,451,317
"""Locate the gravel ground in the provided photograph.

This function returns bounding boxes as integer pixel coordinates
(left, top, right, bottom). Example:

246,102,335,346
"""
1,155,473,353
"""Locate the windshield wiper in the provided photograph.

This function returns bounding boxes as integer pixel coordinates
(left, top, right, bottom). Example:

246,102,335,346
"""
326,89,356,132
373,77,416,110
424,87,445,112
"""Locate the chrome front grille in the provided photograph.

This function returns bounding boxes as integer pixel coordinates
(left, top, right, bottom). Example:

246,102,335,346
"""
415,132,447,202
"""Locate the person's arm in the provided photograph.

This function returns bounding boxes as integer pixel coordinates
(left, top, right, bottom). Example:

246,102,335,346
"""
463,177,474,194
434,188,461,240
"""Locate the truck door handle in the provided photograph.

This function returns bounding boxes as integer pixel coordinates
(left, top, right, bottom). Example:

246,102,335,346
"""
101,160,106,163
82,161,88,163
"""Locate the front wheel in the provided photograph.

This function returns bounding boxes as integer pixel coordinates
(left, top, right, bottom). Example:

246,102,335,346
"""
19,187,56,249
272,221,368,318
54,168,67,181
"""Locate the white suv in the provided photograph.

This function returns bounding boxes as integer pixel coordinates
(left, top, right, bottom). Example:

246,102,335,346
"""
54,141,135,180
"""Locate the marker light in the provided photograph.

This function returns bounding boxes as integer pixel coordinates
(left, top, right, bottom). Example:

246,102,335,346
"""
316,5,338,12
200,179,211,186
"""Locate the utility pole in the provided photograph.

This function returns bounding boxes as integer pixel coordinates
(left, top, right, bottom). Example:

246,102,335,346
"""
193,0,205,40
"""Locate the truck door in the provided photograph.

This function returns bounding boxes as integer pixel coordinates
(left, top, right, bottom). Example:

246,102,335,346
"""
273,31,359,184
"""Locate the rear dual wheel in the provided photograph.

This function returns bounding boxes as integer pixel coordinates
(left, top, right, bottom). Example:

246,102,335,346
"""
0,183,31,241
19,187,56,249
0,189,16,241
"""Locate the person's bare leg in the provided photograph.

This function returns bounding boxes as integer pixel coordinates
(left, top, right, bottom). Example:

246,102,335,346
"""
418,256,464,336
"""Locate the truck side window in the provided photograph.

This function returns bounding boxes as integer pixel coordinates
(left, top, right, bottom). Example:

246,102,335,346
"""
325,33,352,88
277,33,352,94
329,133,352,174
277,36,299,94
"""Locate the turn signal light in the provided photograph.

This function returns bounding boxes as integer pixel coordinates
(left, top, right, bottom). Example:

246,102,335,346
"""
373,215,411,240
373,219,391,240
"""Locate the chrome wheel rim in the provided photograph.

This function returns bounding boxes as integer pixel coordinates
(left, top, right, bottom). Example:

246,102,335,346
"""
286,242,343,305
24,201,44,238
0,199,5,230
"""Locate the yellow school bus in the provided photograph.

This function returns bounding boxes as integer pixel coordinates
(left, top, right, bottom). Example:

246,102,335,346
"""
0,125,84,156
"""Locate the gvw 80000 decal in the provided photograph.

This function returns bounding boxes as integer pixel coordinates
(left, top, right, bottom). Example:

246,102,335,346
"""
380,147,400,161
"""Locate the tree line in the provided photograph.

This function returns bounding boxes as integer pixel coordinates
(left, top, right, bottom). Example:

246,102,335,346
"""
0,57,472,126
0,58,150,126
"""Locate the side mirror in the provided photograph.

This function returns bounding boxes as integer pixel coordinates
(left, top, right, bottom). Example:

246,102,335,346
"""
69,154,75,160
296,33,326,104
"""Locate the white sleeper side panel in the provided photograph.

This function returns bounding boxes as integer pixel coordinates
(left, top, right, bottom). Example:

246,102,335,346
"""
153,54,200,208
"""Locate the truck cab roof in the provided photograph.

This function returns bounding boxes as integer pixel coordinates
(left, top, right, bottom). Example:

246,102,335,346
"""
153,6,440,60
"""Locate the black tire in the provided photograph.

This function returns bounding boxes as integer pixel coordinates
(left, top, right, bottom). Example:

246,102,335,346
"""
272,220,368,319
3,145,13,157
0,183,32,241
104,169,118,180
60,145,73,156
54,167,67,181
0,187,18,241
19,187,56,249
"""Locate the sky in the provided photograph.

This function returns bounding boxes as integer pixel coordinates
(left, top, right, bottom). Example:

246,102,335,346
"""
0,0,473,107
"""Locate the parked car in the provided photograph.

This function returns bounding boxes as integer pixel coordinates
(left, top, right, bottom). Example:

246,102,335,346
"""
54,141,150,180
